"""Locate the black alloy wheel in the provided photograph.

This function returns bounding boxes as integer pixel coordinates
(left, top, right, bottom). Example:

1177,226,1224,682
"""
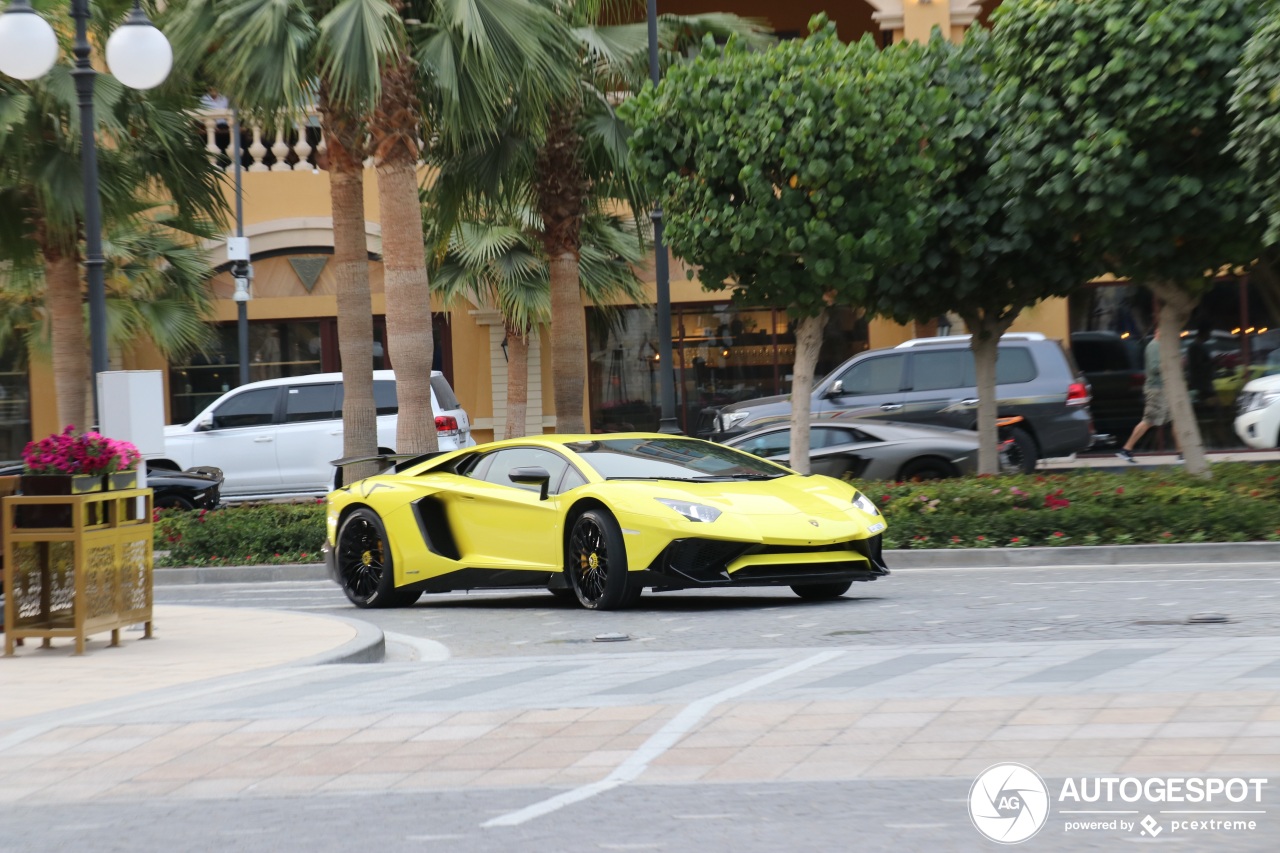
898,457,959,481
336,508,420,608
566,509,640,610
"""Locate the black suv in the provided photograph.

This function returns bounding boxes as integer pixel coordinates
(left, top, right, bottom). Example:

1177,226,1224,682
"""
705,334,1095,468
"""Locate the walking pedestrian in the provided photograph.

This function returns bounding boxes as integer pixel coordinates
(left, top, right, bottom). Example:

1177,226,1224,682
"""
1116,329,1180,462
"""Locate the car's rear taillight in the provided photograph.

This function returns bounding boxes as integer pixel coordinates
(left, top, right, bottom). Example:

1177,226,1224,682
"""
1066,382,1091,406
435,415,459,436
1129,372,1145,391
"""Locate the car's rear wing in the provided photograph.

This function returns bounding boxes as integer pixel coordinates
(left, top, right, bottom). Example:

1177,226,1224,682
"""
330,451,451,476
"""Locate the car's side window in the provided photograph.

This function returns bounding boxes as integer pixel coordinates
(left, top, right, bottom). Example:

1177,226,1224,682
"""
812,427,869,448
284,383,338,423
557,466,588,493
481,447,577,495
909,350,971,392
738,429,791,458
336,380,398,416
996,348,1037,384
210,388,278,429
837,354,906,395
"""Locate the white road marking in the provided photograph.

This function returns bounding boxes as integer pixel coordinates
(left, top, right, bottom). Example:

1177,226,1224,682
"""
1012,579,1273,586
481,650,843,828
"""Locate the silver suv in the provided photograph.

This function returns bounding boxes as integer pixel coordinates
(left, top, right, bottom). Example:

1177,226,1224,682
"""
159,369,475,499
707,334,1094,468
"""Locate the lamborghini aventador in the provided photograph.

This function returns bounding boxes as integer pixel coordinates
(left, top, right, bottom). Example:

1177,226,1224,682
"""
323,434,889,610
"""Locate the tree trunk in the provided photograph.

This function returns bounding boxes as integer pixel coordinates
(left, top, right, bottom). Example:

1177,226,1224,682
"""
536,106,587,434
965,315,1009,476
320,87,379,484
787,309,828,475
44,250,90,429
1149,279,1208,478
374,56,438,455
504,321,529,440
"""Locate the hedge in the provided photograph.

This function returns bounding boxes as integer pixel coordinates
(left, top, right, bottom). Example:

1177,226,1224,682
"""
151,463,1280,566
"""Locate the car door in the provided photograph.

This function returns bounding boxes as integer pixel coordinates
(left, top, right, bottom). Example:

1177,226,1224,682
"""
191,387,282,495
898,348,977,429
441,447,574,571
824,352,909,421
275,382,341,492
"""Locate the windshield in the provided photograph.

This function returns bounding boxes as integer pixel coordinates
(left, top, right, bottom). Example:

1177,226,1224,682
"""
566,437,789,481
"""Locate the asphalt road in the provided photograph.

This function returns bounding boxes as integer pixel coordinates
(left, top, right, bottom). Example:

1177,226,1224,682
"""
5,562,1278,853
156,561,1280,654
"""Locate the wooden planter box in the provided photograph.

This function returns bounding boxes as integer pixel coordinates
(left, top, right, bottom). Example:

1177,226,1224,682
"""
2,489,154,656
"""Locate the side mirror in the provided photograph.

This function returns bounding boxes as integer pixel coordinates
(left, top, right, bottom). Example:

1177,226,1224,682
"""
824,380,844,398
194,417,215,432
509,466,552,500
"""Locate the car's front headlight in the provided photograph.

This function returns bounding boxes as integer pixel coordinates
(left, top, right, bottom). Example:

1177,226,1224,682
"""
717,411,750,433
851,490,881,516
1243,391,1280,414
655,498,722,523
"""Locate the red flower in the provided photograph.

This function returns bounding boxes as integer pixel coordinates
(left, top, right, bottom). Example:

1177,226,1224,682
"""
1052,531,1064,538
1116,487,1125,494
976,535,986,541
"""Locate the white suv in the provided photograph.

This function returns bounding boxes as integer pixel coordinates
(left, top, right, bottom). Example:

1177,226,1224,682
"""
159,370,475,499
1235,370,1280,450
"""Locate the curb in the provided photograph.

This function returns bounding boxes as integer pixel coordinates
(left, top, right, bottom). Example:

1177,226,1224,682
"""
285,611,385,665
156,563,328,584
153,541,1280,585
887,541,1280,569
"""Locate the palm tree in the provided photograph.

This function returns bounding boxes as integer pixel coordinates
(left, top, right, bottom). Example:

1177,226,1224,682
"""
432,4,769,432
165,0,400,482
0,213,220,385
429,206,647,438
0,23,226,429
370,0,571,454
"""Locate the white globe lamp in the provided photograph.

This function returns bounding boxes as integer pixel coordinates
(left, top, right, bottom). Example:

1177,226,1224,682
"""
0,1,58,81
105,2,172,91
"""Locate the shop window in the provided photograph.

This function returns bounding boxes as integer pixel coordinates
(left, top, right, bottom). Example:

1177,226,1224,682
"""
0,339,31,461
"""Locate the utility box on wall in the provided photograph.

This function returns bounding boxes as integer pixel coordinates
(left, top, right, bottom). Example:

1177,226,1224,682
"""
97,371,165,457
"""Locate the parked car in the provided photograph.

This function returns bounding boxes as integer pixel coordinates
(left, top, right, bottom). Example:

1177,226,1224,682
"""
723,417,1024,481
1069,331,1145,443
0,461,223,511
705,334,1093,471
158,370,476,500
1235,371,1280,449
323,434,889,610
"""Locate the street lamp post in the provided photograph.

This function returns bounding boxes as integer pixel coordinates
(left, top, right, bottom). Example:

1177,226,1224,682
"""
645,0,681,434
0,0,173,426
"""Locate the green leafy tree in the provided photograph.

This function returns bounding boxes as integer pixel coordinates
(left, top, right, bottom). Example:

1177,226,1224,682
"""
0,2,226,428
873,32,1100,474
1231,11,1280,247
988,0,1267,477
429,208,646,438
624,18,952,471
435,2,768,434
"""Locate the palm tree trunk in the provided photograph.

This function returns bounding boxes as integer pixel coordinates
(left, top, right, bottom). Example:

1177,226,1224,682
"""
504,321,529,439
374,56,438,455
44,250,90,429
320,87,379,484
787,310,827,475
537,106,587,434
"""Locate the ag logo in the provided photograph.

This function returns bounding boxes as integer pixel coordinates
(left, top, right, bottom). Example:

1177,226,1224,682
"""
969,762,1050,844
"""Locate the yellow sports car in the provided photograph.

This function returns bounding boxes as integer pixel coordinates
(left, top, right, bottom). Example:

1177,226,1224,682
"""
322,434,889,610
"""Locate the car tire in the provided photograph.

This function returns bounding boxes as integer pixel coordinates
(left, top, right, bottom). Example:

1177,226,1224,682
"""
897,457,959,481
154,495,195,512
791,581,853,600
1003,426,1037,474
335,508,421,609
566,509,641,611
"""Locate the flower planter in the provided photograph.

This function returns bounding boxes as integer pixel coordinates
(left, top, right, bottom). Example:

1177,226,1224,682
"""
16,474,104,528
105,471,138,491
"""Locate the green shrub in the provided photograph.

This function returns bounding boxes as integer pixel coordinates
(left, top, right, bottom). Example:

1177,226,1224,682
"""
153,502,326,567
877,463,1280,549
